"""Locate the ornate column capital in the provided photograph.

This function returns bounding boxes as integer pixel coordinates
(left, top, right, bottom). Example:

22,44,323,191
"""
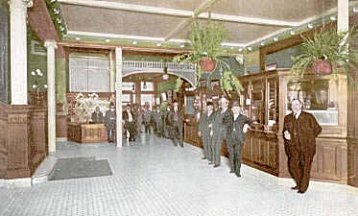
44,40,58,49
8,0,33,9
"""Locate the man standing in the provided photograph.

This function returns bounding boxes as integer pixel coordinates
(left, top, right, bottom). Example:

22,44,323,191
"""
104,103,116,143
123,104,137,141
211,96,233,167
228,101,253,177
151,106,162,137
198,101,216,162
283,99,322,193
168,100,184,147
91,106,104,123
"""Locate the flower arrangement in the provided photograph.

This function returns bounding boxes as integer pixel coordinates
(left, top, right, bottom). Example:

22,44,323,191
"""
73,93,110,123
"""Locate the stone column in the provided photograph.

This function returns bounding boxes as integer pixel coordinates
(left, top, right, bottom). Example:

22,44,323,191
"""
9,0,33,105
44,40,57,153
338,0,349,32
115,48,123,147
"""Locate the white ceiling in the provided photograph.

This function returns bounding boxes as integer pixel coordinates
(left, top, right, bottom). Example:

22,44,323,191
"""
57,0,357,49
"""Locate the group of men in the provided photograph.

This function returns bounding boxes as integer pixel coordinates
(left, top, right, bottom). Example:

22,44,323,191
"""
198,96,253,177
92,96,321,194
91,103,117,143
197,96,321,193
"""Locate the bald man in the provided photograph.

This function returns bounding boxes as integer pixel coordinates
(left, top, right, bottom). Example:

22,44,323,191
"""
283,99,322,193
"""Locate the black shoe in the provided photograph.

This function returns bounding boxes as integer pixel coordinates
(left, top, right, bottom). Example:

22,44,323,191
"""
208,162,214,165
297,190,306,194
202,157,207,160
213,164,220,168
229,170,235,173
235,172,241,177
291,185,299,190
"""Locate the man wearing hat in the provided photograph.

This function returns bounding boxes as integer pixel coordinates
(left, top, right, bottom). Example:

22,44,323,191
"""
198,101,216,162
228,101,253,177
211,96,233,167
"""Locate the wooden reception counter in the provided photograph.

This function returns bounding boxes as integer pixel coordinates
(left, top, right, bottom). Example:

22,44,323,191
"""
185,69,349,184
67,123,107,143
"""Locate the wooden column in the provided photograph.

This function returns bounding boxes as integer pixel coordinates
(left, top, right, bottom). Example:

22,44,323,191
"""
347,14,358,187
6,105,32,178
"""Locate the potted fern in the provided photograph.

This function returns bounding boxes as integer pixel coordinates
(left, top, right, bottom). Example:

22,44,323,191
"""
291,26,358,77
174,17,242,94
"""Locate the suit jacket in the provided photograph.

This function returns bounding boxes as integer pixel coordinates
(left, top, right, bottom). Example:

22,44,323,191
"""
212,108,233,139
168,109,184,128
122,110,136,123
105,110,116,128
91,111,104,123
283,111,322,151
198,110,216,136
229,114,253,145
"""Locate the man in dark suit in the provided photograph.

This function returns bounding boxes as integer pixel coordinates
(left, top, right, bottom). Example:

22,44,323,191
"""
104,103,116,143
283,99,322,193
198,101,216,161
228,101,253,177
211,96,233,167
91,106,104,123
168,100,184,147
122,104,137,141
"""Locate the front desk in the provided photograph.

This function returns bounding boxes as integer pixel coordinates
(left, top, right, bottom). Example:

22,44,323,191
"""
68,123,107,143
185,69,349,184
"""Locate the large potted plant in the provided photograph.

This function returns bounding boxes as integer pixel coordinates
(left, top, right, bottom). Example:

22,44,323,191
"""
174,17,242,94
291,26,358,77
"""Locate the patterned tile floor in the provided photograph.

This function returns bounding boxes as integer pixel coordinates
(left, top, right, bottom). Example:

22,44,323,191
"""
1,134,357,216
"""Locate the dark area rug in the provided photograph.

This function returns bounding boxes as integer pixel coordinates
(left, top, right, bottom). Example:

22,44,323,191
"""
49,157,112,181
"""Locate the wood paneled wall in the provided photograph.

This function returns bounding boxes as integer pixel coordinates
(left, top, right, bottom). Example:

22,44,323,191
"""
0,103,48,179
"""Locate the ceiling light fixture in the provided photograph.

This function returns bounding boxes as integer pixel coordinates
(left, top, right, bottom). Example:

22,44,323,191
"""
180,44,185,48
132,41,137,45
247,47,252,51
238,48,243,52
75,37,80,41
307,23,314,29
156,43,162,47
260,42,265,46
353,7,358,13
290,30,295,35
330,16,336,21
273,37,278,42
105,39,110,43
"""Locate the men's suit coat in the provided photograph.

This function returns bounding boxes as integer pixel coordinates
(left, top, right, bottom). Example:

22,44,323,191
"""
198,111,216,136
283,111,322,152
229,114,253,145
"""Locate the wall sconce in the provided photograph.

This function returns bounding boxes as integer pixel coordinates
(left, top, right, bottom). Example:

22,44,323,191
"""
143,81,147,89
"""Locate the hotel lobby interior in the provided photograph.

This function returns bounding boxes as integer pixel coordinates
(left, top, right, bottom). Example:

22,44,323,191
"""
0,0,358,215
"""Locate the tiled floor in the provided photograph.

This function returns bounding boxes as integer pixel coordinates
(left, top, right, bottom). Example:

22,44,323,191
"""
1,134,357,216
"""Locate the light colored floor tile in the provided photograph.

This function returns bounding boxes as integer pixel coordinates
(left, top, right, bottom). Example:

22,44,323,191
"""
0,134,357,216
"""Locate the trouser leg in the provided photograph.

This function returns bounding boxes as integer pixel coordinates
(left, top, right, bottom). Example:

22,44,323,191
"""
213,135,222,166
288,146,302,187
235,143,242,175
178,125,183,146
227,143,235,172
299,150,315,192
202,136,209,159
